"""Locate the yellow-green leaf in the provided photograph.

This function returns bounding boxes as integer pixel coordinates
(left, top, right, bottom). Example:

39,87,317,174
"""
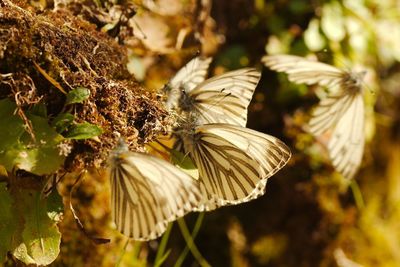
65,87,91,105
64,122,103,140
0,99,65,175
170,149,199,180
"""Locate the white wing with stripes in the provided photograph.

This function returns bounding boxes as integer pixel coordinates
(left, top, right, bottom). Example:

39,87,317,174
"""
185,68,261,126
181,123,291,210
164,57,212,110
262,54,345,87
109,141,203,240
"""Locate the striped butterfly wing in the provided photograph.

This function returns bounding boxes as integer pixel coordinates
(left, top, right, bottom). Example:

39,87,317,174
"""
326,93,365,180
109,145,203,240
164,57,212,110
185,68,261,126
262,54,345,87
308,91,356,136
182,123,291,210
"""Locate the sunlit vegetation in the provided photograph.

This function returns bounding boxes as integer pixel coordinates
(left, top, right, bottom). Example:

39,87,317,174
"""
0,0,399,266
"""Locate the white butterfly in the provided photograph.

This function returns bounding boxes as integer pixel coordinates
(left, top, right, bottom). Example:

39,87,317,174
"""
176,122,291,210
160,57,289,208
164,56,261,127
164,56,212,110
108,140,204,240
262,54,366,180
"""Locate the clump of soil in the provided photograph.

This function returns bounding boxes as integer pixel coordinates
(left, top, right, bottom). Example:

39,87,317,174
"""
0,0,170,171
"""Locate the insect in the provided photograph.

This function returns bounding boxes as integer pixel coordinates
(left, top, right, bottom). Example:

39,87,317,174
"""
164,56,261,127
159,56,290,208
175,122,291,210
163,56,212,110
108,140,204,240
263,54,366,180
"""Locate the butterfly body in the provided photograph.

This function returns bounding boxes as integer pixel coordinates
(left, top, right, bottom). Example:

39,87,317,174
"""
164,57,212,111
341,71,366,93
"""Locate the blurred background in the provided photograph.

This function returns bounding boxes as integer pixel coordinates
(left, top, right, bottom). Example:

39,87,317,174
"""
48,0,400,266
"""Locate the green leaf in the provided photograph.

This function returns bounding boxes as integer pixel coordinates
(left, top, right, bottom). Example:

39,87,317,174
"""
30,104,47,117
64,122,102,140
11,188,63,266
0,185,63,265
52,112,74,133
0,184,17,262
46,190,64,222
0,99,65,175
170,149,199,180
65,87,90,105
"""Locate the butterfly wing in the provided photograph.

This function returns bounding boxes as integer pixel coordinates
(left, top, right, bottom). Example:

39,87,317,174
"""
186,68,261,126
309,91,365,179
182,123,291,210
164,57,212,110
262,54,345,87
168,56,212,92
327,93,365,180
308,91,355,136
109,148,203,240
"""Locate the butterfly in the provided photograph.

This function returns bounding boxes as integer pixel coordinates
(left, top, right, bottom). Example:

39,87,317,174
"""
108,140,204,240
262,54,366,180
159,57,289,208
164,56,261,127
175,122,291,210
164,56,212,110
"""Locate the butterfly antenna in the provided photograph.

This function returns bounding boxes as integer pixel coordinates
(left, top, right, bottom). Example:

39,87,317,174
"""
207,87,234,108
359,70,375,95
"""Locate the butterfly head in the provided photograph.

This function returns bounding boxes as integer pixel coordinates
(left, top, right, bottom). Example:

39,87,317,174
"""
344,70,366,93
108,138,130,167
162,81,174,94
115,138,129,151
179,89,195,112
164,82,191,111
